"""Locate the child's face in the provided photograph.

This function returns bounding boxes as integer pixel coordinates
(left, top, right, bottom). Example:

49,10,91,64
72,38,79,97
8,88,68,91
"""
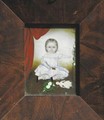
46,42,57,54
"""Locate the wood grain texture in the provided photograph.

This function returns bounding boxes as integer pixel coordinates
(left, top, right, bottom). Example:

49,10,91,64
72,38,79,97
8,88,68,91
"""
2,96,103,120
0,0,104,119
0,1,24,119
2,0,103,23
80,1,104,119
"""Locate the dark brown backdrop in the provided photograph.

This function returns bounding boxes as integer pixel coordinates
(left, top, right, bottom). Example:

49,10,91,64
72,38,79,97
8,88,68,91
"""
0,0,104,120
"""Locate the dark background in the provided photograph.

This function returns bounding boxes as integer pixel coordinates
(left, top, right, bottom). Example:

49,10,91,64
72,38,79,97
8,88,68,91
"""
0,0,104,119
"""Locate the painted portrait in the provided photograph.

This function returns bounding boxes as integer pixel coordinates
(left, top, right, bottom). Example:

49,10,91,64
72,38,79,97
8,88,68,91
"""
25,25,79,95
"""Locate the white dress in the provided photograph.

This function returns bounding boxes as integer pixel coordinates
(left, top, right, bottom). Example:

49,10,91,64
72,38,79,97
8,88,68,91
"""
34,53,69,80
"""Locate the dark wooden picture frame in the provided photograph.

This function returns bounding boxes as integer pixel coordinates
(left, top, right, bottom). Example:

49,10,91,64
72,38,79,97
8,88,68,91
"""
0,0,104,120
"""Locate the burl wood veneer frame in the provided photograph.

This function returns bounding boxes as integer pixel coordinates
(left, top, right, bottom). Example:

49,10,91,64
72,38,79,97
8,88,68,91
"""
0,0,104,120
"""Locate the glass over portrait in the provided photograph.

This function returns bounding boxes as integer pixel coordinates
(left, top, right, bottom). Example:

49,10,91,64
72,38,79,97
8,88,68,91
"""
25,24,79,96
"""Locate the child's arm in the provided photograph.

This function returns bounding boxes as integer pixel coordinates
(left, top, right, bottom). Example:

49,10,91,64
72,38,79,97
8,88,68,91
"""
58,54,71,59
41,57,51,69
41,57,56,70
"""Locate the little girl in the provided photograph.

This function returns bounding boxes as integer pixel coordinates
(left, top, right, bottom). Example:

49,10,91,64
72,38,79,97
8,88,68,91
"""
34,38,69,80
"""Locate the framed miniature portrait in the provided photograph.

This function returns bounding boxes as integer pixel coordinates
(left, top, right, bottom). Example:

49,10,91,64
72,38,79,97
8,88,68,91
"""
25,24,79,96
1,1,103,119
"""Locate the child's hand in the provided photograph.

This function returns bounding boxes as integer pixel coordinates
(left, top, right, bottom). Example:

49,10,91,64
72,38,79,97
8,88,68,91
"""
52,67,56,70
